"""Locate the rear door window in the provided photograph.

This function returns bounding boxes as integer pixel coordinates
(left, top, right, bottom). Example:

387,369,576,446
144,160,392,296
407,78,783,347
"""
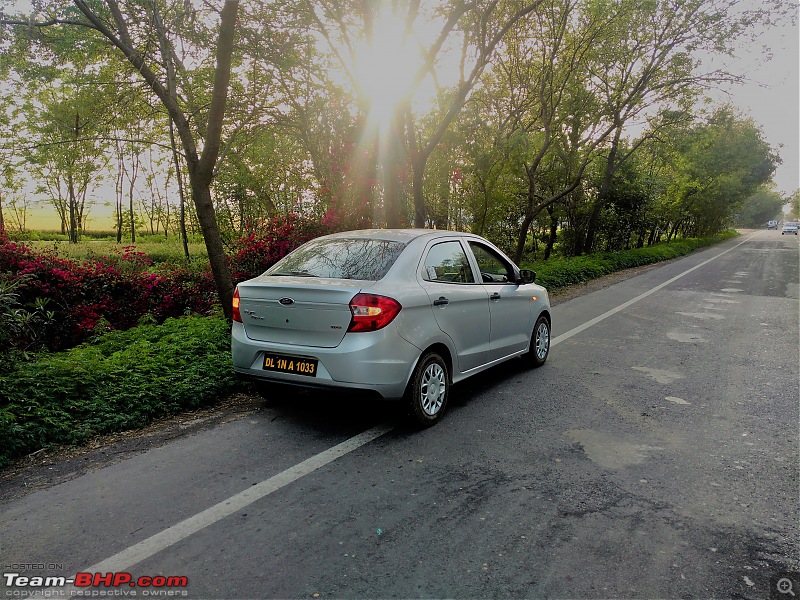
423,241,476,283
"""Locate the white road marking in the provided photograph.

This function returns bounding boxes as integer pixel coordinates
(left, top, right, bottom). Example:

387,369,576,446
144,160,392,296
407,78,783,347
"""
551,233,758,347
83,424,393,573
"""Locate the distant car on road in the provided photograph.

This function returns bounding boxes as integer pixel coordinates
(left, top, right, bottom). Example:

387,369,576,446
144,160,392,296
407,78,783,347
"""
767,220,778,230
231,229,551,425
781,222,798,235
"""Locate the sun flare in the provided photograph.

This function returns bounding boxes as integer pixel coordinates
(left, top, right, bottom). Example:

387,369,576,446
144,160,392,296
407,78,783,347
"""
352,8,423,133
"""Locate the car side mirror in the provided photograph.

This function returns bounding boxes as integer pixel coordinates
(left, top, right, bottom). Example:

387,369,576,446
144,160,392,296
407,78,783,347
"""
518,269,536,284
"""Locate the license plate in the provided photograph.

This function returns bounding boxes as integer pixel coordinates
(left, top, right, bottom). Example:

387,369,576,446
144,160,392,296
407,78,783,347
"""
263,353,318,377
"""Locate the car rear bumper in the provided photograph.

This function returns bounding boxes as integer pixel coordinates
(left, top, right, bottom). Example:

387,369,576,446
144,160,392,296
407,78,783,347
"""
231,321,421,400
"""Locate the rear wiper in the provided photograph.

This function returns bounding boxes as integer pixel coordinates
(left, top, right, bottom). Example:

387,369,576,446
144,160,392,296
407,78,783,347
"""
270,271,319,277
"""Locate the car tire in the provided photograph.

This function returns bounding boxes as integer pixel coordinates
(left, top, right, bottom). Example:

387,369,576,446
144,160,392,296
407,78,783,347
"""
523,314,550,368
406,352,449,426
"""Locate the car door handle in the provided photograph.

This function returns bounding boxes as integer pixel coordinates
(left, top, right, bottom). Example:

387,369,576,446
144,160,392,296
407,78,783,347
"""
433,297,449,306
490,292,501,301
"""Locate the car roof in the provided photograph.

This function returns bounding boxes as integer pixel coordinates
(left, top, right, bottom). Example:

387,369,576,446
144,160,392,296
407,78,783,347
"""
317,229,481,243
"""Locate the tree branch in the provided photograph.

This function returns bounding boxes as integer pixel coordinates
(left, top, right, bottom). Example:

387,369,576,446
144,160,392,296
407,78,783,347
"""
196,0,238,180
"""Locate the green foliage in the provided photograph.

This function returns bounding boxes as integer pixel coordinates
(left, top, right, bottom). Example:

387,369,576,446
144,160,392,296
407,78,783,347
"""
587,151,656,253
0,315,239,467
523,231,739,289
21,82,116,242
787,190,799,221
737,189,786,227
0,274,55,363
661,107,779,236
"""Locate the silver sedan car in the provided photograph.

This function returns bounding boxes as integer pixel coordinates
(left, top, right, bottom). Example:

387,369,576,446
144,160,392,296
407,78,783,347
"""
231,229,551,425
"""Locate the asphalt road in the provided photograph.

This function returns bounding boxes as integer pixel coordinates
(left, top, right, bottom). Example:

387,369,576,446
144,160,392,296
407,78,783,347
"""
1,229,798,600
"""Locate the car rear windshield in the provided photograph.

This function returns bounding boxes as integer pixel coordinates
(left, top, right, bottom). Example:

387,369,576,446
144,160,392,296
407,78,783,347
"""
266,238,406,280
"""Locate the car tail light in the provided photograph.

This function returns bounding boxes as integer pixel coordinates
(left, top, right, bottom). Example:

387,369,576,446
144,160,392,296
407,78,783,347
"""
348,293,402,332
232,287,242,323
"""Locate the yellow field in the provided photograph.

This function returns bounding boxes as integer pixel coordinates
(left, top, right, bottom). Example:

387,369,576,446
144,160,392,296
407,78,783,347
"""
14,207,119,232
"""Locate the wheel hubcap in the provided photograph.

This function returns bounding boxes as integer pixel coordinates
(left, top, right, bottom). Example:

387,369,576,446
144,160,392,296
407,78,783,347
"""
420,363,446,416
535,322,550,360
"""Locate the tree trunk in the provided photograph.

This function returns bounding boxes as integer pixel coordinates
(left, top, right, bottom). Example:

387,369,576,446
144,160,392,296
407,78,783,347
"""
116,162,123,243
77,185,87,238
581,200,603,255
668,221,681,241
383,111,405,228
383,154,401,228
169,122,190,260
544,205,557,260
514,211,536,264
582,127,622,255
188,172,232,309
406,108,426,229
67,174,78,244
129,169,136,243
514,163,581,264
412,162,425,228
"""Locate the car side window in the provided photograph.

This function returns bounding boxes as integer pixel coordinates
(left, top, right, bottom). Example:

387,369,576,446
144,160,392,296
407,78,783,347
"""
469,242,515,284
423,241,475,284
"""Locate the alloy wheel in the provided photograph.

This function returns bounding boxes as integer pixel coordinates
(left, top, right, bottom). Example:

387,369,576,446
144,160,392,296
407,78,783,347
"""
420,362,447,416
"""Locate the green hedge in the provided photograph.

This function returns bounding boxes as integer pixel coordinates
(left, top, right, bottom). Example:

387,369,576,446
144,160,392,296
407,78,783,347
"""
523,231,739,290
0,315,239,467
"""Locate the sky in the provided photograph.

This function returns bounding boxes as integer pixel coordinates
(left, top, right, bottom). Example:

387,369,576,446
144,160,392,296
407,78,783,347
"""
703,6,799,196
1,0,799,231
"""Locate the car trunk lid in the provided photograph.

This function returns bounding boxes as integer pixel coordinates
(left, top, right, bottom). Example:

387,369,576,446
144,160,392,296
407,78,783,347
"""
236,277,362,347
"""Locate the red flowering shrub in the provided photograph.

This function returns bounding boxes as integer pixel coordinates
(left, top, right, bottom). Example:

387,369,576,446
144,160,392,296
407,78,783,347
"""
0,213,339,353
230,213,333,281
0,237,217,351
